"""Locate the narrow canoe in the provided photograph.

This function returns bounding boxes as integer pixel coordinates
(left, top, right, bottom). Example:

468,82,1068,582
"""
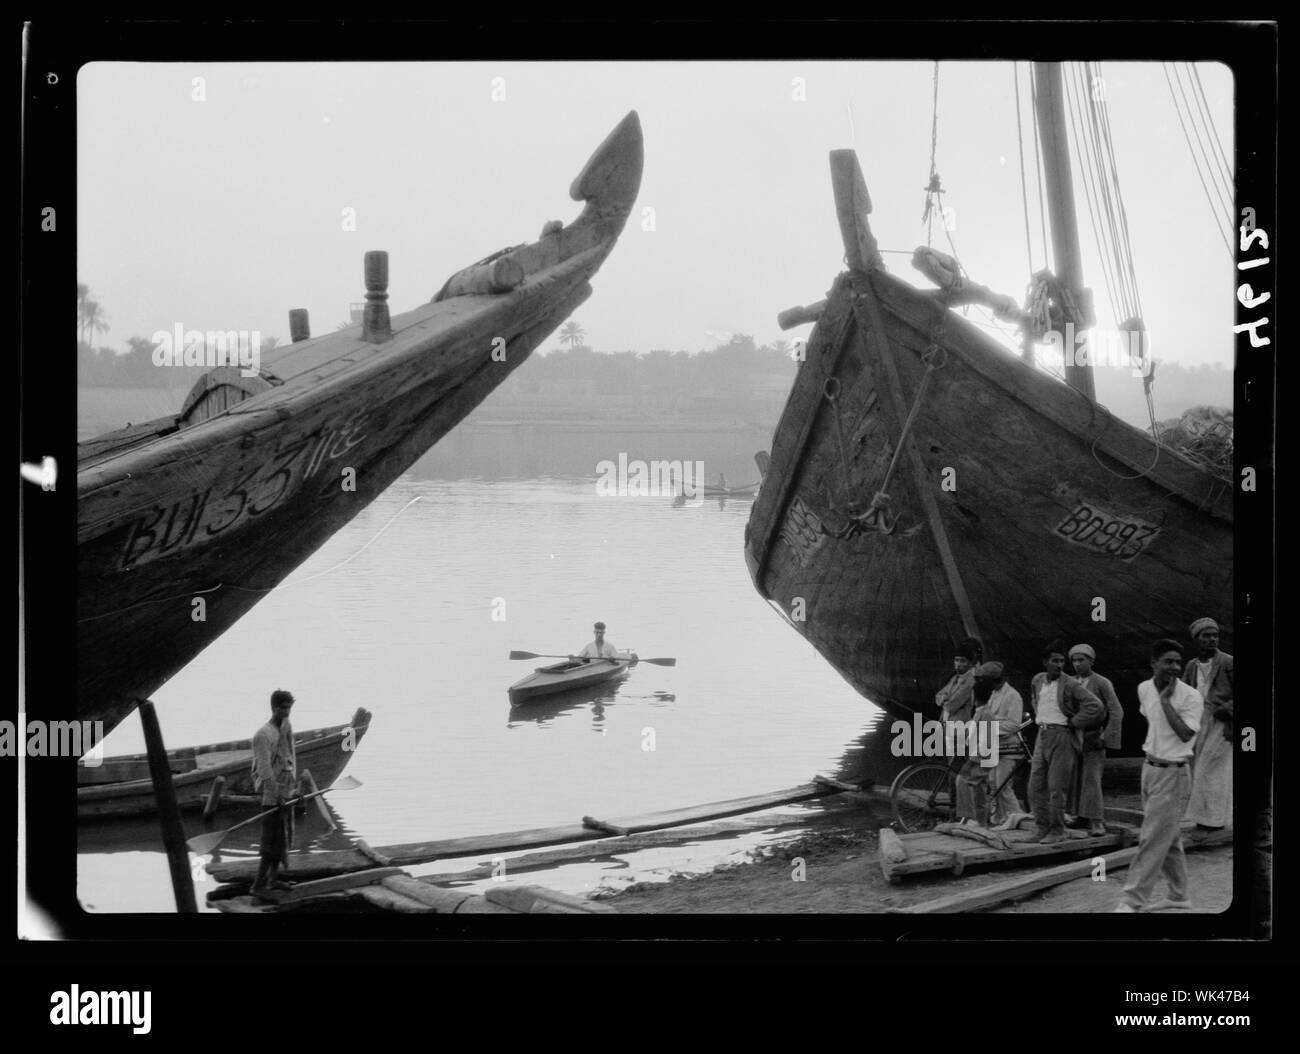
77,707,371,820
508,655,634,706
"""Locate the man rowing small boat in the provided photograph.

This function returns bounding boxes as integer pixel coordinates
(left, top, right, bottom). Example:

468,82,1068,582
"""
571,621,619,663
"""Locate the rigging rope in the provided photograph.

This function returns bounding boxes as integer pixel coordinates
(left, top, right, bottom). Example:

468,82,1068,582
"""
1162,62,1233,257
1029,71,1049,269
1014,63,1035,277
1171,62,1233,227
1190,64,1234,195
1064,64,1125,327
920,62,964,271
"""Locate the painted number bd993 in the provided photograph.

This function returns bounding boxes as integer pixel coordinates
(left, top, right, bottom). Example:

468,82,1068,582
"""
1054,503,1161,560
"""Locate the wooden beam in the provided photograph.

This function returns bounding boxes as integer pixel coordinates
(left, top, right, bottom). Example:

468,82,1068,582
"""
201,775,226,820
778,300,827,330
439,255,527,298
255,866,403,904
829,150,881,272
210,780,847,884
138,699,197,913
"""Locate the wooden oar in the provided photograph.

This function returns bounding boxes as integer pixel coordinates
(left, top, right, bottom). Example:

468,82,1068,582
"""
508,651,676,666
186,775,362,855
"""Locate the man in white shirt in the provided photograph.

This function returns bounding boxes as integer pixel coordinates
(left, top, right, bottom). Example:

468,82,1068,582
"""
575,621,619,662
1115,639,1203,913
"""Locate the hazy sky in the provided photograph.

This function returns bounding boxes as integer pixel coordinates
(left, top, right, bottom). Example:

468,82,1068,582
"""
78,61,1233,374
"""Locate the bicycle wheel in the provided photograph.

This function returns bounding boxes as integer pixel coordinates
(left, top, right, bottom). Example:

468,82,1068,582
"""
890,762,956,833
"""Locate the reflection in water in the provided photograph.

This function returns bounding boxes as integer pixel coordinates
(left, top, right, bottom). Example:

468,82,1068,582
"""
505,680,626,732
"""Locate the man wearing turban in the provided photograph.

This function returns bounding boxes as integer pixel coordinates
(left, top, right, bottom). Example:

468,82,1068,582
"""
1185,617,1233,832
1067,644,1125,837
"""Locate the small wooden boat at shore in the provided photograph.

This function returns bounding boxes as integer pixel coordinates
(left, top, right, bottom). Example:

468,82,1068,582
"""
508,653,636,706
77,707,371,820
77,112,644,738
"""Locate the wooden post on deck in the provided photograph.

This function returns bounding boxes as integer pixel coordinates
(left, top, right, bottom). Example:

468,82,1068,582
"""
361,251,392,343
289,309,311,343
138,699,198,913
202,775,226,820
829,150,882,273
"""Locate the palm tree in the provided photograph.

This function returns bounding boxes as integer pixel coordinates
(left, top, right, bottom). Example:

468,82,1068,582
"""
77,283,92,345
559,320,586,349
83,299,110,348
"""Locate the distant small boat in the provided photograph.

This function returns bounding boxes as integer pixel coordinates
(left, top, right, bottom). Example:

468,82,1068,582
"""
77,708,371,820
702,481,759,497
508,654,636,706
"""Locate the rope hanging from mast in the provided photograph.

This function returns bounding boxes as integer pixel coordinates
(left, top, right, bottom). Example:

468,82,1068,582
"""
920,62,963,270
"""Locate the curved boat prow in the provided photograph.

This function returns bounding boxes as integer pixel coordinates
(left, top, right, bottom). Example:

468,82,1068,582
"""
569,110,644,225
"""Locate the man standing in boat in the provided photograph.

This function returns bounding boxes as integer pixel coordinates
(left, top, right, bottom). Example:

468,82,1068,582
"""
1115,639,1202,912
573,622,619,663
1025,640,1104,844
251,689,299,895
1184,617,1233,839
1067,644,1124,837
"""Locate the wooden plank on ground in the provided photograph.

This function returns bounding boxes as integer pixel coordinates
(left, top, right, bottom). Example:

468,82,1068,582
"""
209,782,844,883
880,827,1132,882
898,827,1232,913
899,847,1140,913
382,876,476,914
257,866,402,903
484,884,613,914
415,817,812,884
356,886,434,914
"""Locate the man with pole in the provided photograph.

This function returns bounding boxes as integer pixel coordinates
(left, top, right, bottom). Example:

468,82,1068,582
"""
250,689,300,895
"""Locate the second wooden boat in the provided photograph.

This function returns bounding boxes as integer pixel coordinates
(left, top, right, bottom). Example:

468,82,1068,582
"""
746,67,1231,742
77,707,371,820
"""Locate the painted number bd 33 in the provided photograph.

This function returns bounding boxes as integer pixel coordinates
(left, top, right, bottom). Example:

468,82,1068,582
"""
1053,503,1161,560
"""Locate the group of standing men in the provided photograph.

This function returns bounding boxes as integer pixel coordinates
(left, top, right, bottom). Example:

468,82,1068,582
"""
935,617,1233,911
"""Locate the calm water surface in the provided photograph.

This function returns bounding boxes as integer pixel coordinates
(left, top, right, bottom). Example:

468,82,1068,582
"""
78,477,903,911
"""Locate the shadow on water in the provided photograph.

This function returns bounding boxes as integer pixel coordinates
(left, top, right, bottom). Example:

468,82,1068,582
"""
506,679,631,731
77,798,361,861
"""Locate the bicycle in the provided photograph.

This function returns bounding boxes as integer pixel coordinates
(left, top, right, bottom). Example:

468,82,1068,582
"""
889,718,1034,833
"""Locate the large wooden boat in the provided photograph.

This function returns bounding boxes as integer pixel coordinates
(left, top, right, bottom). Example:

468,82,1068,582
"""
77,708,371,820
745,69,1231,742
77,113,644,736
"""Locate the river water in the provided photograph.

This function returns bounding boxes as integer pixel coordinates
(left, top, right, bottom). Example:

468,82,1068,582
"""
77,466,908,911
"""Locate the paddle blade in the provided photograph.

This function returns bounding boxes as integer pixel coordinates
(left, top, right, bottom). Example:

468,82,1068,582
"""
187,830,225,856
330,775,362,791
639,657,677,666
509,651,541,660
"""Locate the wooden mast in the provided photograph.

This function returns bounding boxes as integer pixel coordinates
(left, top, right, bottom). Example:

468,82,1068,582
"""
1032,62,1096,402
